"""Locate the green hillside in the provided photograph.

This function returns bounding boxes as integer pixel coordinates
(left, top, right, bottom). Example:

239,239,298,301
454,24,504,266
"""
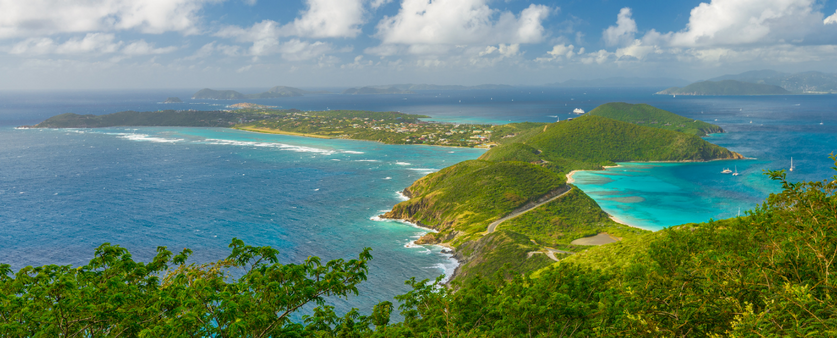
501,188,647,250
34,111,249,128
384,160,566,244
587,102,724,136
480,115,743,173
657,80,791,95
528,115,742,164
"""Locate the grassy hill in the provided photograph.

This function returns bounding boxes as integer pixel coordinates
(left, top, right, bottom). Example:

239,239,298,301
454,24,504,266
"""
587,102,723,136
657,80,791,95
384,160,566,244
387,105,744,283
480,115,743,173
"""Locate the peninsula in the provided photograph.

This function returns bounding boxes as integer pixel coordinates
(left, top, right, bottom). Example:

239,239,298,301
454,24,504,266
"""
381,104,742,283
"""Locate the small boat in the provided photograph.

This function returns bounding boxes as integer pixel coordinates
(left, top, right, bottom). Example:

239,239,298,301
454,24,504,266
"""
790,157,794,172
721,168,733,174
732,166,739,176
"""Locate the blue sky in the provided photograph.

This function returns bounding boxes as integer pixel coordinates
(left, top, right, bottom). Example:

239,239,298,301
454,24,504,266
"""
1,0,836,90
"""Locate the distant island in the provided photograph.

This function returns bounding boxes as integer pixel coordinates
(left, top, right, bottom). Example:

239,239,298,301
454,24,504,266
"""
191,86,330,100
341,86,414,95
228,103,277,109
341,84,514,95
708,70,837,94
547,77,689,88
163,97,183,103
656,80,791,96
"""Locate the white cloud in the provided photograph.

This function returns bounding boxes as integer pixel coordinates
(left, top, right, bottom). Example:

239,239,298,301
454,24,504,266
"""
122,40,178,55
478,44,520,58
825,10,837,25
370,0,392,10
603,8,637,47
287,0,366,38
548,44,574,58
375,0,550,47
10,33,122,55
277,39,332,61
670,0,825,47
0,0,218,38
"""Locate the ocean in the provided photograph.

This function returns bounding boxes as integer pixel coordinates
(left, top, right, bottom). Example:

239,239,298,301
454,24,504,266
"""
1,88,835,312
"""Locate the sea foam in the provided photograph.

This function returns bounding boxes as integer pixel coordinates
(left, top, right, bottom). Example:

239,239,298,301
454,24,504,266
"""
200,138,336,155
114,133,184,143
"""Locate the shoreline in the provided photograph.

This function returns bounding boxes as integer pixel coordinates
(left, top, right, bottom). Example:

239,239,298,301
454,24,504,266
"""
233,126,486,150
371,212,458,282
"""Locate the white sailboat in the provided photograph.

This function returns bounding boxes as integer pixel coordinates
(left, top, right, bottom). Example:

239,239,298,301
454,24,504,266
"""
732,166,739,176
790,157,794,172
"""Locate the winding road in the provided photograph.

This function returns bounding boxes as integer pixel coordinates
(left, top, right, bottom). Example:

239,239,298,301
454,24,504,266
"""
486,186,573,234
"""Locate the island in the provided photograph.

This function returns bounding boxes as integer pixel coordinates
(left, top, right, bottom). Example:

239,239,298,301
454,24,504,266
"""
163,97,183,103
656,80,791,96
192,88,247,100
341,86,415,95
708,69,837,94
191,86,330,100
228,103,277,109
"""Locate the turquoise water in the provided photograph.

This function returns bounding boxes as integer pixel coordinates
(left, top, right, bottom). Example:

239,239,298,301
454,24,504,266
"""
572,95,837,230
1,88,836,313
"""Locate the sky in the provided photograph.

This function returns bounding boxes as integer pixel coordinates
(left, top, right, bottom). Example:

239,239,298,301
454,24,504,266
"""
1,0,837,90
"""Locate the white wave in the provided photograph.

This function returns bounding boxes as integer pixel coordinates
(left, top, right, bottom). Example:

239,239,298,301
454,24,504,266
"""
384,177,392,180
342,150,364,154
408,168,439,173
395,190,409,201
200,138,336,155
354,159,380,162
118,133,183,143
395,161,411,165
429,255,459,284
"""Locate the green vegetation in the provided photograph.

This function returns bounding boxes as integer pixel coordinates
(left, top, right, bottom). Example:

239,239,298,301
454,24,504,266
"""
240,110,495,147
5,165,833,336
657,79,791,95
384,160,566,244
587,102,723,136
385,104,744,284
501,188,648,251
0,238,374,336
479,115,743,173
32,110,268,128
452,230,555,284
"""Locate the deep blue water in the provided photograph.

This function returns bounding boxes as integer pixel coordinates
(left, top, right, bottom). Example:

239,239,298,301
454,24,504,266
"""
1,88,836,312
